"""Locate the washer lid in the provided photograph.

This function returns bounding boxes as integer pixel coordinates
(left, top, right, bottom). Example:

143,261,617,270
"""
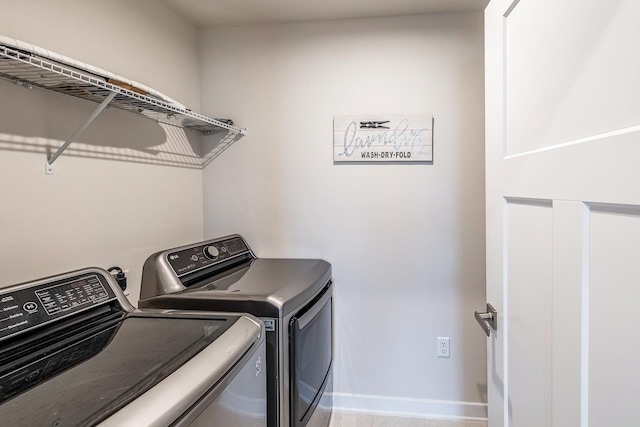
140,258,332,317
0,314,238,426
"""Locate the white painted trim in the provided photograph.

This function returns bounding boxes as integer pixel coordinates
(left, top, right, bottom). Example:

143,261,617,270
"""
331,392,488,421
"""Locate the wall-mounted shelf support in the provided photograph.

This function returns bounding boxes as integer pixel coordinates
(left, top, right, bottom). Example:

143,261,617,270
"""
45,91,117,175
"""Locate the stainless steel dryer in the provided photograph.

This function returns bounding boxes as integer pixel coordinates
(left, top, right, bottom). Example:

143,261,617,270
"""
0,268,266,427
138,234,333,427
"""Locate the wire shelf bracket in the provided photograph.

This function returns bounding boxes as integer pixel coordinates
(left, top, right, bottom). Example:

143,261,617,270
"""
45,91,117,175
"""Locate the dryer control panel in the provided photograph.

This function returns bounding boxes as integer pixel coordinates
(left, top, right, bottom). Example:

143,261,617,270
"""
167,236,251,278
0,272,117,342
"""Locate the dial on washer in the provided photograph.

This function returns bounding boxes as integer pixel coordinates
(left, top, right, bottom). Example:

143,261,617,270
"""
204,246,219,260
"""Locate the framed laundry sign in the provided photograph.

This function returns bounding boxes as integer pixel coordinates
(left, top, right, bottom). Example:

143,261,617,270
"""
333,114,433,163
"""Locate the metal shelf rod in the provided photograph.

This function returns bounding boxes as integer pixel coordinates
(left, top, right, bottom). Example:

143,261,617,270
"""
47,91,117,166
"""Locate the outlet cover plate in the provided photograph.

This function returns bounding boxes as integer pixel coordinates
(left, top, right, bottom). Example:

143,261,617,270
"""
438,337,450,358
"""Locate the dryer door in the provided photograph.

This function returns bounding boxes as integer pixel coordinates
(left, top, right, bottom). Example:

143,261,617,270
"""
289,286,333,427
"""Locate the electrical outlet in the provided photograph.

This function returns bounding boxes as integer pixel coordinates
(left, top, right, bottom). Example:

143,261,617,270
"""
437,337,450,358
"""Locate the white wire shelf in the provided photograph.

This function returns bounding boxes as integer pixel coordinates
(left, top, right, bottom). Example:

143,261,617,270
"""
0,43,245,136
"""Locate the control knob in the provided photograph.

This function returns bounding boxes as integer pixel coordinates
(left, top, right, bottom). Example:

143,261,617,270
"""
204,246,219,260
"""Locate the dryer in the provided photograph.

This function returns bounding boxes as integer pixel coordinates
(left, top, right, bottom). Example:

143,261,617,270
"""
138,234,333,427
0,267,266,426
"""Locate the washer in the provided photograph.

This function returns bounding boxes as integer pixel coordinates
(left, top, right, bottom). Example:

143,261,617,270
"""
0,268,266,427
138,234,333,427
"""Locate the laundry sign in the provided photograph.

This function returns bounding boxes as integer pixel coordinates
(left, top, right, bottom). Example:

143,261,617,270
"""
333,114,433,163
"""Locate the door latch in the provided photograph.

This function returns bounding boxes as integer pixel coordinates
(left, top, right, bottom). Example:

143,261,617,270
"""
474,303,497,337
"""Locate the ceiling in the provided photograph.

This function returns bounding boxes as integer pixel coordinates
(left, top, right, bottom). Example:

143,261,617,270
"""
164,0,488,27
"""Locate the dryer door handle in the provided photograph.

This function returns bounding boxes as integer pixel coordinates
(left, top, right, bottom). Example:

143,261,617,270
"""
295,288,332,329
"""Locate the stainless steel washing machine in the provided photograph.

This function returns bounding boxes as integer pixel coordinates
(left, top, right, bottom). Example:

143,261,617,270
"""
138,234,333,427
0,267,266,426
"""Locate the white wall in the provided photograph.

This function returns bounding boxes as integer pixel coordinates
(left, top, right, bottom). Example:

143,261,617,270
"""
0,0,204,302
200,13,487,419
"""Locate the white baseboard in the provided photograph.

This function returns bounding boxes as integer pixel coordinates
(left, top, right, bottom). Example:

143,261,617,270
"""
331,392,488,422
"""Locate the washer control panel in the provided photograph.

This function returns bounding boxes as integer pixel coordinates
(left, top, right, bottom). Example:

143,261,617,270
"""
167,236,250,278
0,273,117,342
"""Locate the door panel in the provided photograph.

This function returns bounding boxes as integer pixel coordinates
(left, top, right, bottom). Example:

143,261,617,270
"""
505,0,640,156
485,0,640,425
506,200,553,427
551,201,586,427
589,205,640,427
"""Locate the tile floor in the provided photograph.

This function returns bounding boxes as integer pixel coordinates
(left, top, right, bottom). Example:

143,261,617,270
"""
329,412,488,427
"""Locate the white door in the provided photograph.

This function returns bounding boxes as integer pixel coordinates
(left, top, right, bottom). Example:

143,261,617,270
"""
483,0,640,426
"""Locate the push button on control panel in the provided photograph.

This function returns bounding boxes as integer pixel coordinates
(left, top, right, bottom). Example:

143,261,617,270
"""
23,302,38,313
